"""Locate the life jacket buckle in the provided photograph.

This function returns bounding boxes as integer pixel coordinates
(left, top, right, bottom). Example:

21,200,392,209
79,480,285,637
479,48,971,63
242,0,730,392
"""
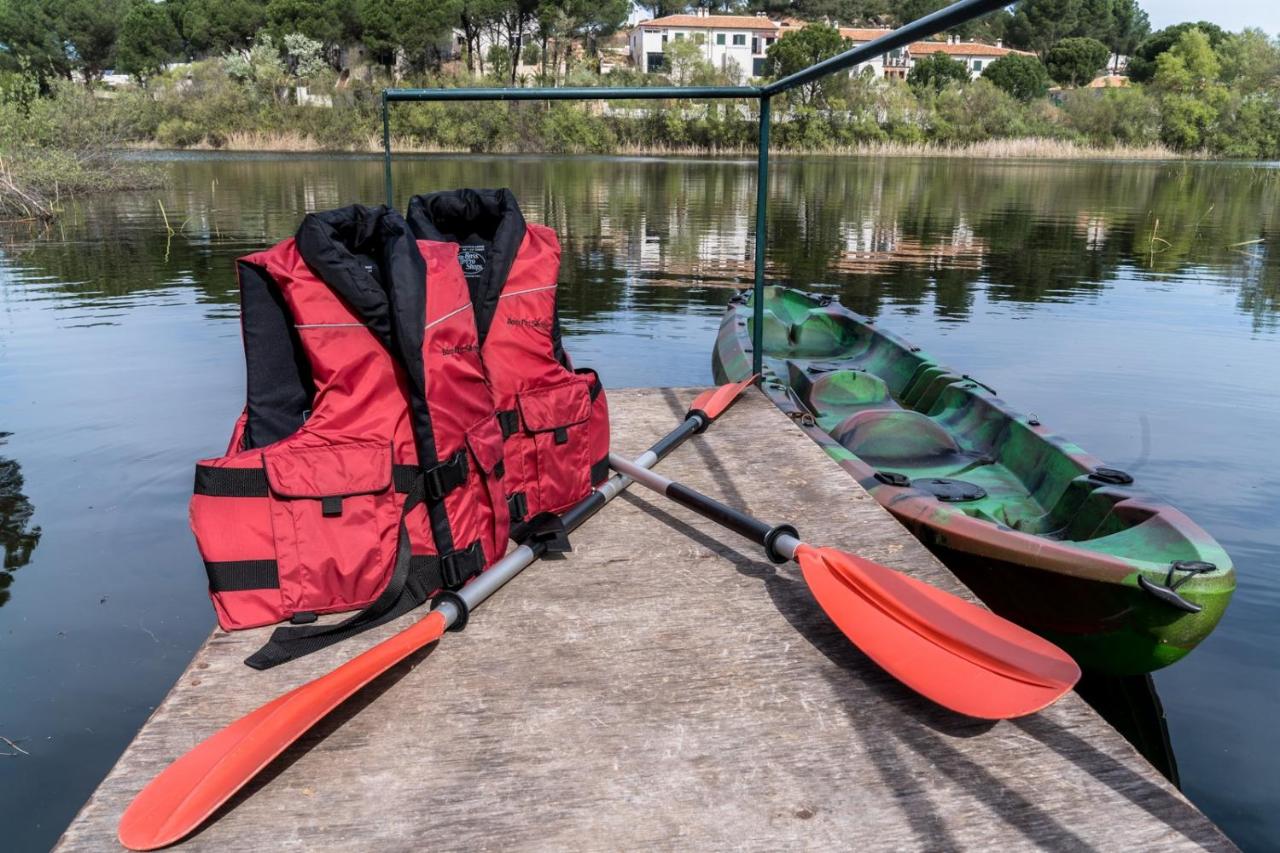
440,540,485,588
423,450,469,500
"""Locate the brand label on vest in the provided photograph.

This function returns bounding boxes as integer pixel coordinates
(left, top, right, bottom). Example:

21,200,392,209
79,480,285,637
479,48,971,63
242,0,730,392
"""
458,245,487,277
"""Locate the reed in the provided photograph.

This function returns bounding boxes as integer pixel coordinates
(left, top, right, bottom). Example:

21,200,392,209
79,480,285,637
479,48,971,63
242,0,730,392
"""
132,131,1189,162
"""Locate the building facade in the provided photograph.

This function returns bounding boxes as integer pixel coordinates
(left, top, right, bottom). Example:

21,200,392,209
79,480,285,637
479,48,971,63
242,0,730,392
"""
630,17,1025,81
628,10,781,78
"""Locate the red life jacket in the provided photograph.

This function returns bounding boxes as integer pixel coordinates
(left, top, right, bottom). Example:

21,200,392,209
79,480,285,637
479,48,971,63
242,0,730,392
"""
189,205,509,668
406,189,609,530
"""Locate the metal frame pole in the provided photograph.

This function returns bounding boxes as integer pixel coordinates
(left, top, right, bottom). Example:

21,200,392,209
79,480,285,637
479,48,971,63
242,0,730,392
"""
382,91,393,208
752,96,771,377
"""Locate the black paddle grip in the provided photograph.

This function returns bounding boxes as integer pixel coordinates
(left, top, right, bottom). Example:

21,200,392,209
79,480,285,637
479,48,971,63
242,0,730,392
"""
666,482,780,551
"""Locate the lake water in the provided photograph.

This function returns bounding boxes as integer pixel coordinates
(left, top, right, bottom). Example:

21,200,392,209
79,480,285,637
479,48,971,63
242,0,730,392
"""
2,153,1277,850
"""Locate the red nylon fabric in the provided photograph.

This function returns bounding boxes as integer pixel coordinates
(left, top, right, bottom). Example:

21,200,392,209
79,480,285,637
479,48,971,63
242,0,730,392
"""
482,224,610,518
189,237,509,631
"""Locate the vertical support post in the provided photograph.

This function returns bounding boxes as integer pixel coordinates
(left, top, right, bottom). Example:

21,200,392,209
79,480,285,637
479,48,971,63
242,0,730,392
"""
752,96,771,377
382,91,393,208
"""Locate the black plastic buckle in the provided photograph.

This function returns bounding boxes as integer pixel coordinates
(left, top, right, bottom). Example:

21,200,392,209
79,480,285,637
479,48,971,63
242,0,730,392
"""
496,410,520,439
440,540,485,589
521,512,572,554
424,450,468,500
321,496,344,517
507,491,528,523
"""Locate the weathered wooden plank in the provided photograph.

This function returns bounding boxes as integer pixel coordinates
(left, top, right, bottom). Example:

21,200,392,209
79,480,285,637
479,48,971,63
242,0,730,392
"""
58,388,1234,852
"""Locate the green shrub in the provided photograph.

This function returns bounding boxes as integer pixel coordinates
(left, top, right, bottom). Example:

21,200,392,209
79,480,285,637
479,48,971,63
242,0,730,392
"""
156,117,204,148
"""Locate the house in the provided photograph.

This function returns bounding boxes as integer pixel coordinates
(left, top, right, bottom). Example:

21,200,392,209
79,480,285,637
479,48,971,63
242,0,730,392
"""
629,10,782,78
836,29,1023,79
903,35,1023,78
630,16,1024,82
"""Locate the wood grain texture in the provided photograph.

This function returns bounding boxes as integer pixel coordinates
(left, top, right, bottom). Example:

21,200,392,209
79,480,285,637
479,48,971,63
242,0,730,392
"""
57,388,1235,852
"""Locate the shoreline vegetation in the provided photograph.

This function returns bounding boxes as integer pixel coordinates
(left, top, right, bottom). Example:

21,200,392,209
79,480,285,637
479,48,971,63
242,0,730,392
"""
3,0,1277,220
127,133,1188,161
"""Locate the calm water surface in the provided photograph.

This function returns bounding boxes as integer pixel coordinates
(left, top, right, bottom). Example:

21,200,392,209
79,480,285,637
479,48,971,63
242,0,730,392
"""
2,154,1278,850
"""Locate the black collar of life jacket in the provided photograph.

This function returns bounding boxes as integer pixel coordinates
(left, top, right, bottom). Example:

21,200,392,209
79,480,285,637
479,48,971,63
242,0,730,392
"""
295,206,445,492
405,188,526,344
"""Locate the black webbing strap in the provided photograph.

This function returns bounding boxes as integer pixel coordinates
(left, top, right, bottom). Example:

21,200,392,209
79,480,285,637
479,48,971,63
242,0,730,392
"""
496,409,520,439
244,479,488,670
590,455,610,486
205,559,278,592
196,464,422,497
507,491,528,523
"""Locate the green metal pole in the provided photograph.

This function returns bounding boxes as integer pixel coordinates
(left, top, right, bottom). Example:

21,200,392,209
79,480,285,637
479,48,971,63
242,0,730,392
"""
752,96,771,377
382,91,393,208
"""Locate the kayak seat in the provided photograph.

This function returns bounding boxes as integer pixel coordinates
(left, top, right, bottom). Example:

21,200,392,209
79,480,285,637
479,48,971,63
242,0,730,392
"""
832,409,962,465
787,364,890,417
758,310,860,357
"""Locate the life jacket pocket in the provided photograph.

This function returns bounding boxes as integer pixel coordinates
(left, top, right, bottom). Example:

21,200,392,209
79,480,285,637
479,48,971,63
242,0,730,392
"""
261,441,400,618
516,377,593,515
448,414,511,564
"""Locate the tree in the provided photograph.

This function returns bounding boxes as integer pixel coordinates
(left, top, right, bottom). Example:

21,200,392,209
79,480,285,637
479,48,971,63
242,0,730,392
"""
0,0,70,83
662,38,713,86
265,0,352,48
1107,0,1149,59
907,51,970,93
177,0,268,55
1218,29,1280,93
634,0,689,17
57,0,130,83
1006,0,1086,59
117,0,182,82
1127,21,1226,83
982,53,1050,101
1152,29,1226,150
765,23,850,106
892,0,945,27
1045,36,1109,87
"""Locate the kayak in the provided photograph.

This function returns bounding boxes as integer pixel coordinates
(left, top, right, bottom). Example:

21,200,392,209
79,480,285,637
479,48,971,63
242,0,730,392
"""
712,286,1235,675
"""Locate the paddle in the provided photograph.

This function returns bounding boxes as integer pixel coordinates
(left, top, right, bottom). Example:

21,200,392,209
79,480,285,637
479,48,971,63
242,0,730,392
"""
117,378,756,851
608,454,1081,720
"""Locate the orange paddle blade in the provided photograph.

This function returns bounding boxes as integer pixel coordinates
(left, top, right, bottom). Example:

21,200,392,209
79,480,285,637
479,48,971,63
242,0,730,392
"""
795,545,1080,719
688,375,757,422
118,610,448,850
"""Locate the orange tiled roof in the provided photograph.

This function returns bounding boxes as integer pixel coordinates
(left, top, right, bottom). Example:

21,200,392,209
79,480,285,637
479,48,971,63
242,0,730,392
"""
640,14,780,31
908,40,1026,57
839,27,894,42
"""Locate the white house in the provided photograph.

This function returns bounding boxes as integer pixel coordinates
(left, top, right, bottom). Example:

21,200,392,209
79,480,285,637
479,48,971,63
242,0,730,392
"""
629,10,781,79
629,16,1025,82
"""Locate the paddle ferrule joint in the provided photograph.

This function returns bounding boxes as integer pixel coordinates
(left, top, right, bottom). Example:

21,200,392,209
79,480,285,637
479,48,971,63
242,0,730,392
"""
763,524,800,564
432,591,469,631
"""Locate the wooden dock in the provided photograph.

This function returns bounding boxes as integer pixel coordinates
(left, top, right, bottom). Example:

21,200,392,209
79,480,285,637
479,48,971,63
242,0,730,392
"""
58,388,1234,851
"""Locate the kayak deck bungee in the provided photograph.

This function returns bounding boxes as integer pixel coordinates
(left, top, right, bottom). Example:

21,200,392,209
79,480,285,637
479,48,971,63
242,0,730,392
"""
712,285,1235,675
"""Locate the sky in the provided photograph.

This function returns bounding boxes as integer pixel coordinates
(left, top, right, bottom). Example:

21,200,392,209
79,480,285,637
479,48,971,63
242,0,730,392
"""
1140,0,1275,33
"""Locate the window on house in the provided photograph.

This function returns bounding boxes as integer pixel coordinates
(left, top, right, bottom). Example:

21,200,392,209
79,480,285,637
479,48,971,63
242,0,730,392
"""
732,33,746,46
662,34,668,44
674,32,684,41
973,60,982,71
716,33,726,45
694,33,705,44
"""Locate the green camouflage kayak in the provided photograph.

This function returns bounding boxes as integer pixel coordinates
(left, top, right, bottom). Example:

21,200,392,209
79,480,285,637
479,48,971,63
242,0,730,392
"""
712,286,1234,675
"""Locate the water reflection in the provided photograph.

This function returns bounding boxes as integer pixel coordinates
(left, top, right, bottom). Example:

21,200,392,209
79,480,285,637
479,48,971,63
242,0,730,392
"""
2,155,1277,332
0,433,41,609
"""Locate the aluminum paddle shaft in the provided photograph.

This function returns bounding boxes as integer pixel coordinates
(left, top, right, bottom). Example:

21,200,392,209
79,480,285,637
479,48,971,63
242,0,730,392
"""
118,381,756,851
609,453,1081,720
